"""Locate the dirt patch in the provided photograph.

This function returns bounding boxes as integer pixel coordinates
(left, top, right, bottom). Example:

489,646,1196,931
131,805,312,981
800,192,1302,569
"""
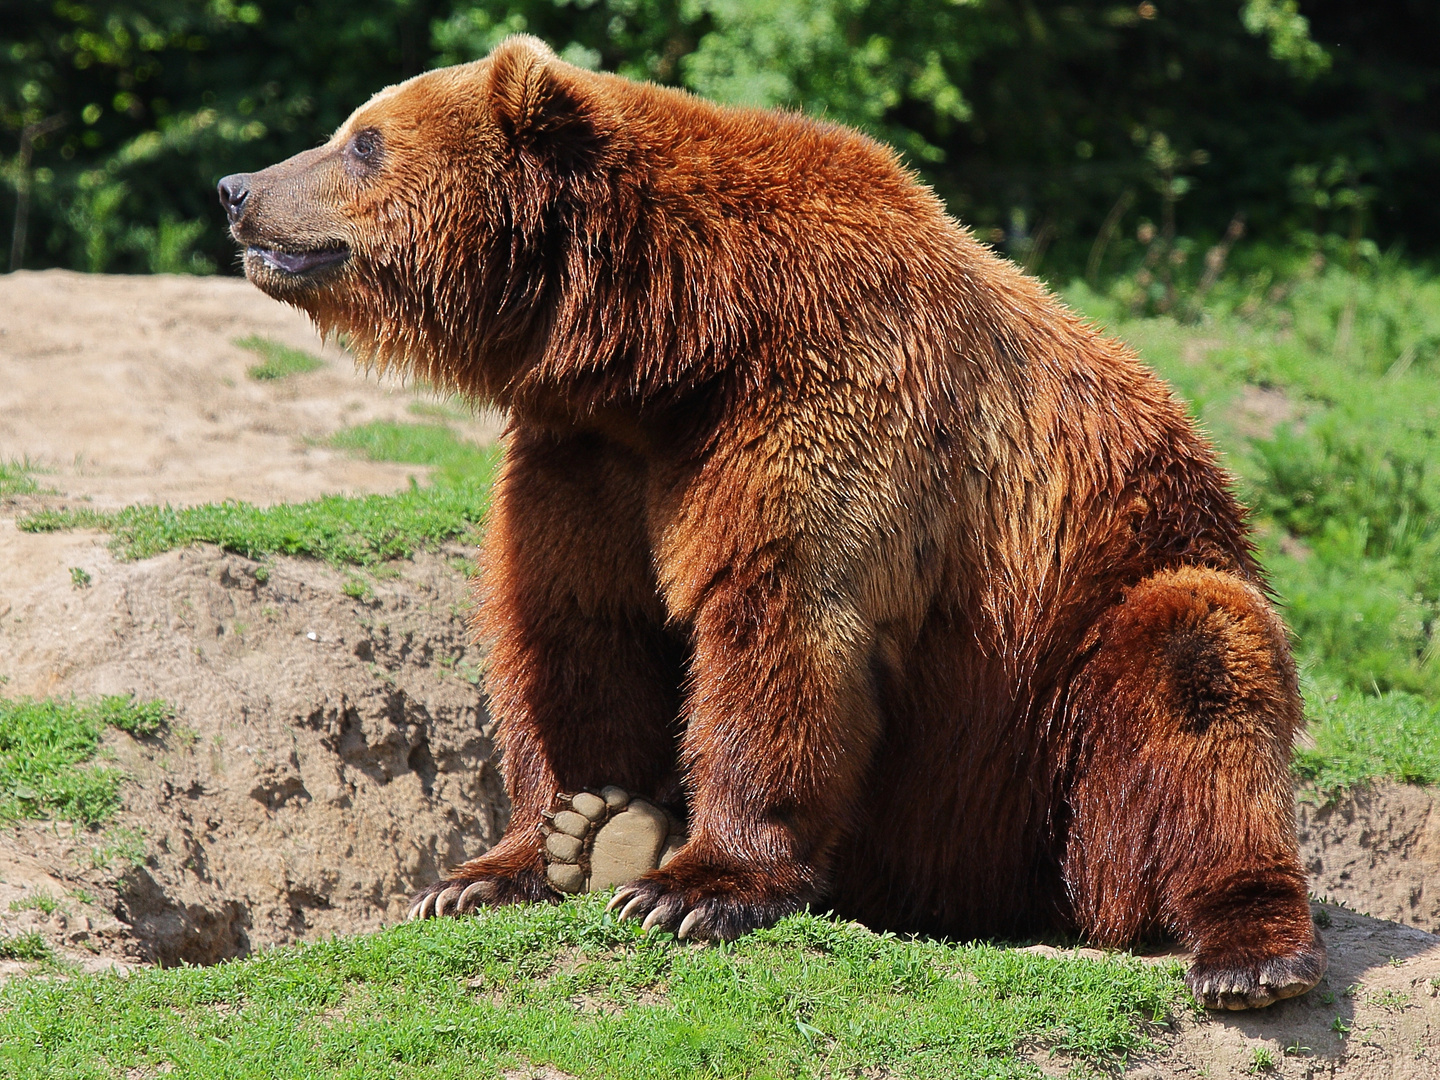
1230,383,1301,441
0,269,506,967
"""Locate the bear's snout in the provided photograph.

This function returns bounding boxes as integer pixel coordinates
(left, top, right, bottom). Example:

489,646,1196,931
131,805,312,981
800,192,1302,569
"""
217,174,251,224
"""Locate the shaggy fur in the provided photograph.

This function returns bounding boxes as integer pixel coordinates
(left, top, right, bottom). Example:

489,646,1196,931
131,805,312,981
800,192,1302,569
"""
221,36,1324,1009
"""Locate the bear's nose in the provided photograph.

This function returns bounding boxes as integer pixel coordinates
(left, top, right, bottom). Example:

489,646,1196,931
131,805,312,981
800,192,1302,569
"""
217,174,251,223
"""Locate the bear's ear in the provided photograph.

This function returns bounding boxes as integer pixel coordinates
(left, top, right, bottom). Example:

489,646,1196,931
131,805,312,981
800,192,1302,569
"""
487,35,611,169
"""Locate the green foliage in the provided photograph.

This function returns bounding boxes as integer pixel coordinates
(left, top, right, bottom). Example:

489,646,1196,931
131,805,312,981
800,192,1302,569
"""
0,695,169,826
1241,0,1330,78
0,897,1185,1078
4,3,1436,276
235,334,324,380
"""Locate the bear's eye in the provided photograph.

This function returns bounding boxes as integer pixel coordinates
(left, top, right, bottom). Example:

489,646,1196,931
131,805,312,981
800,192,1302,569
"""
346,128,383,171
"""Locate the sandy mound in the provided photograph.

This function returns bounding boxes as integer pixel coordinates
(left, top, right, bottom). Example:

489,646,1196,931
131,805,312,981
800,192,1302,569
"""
1,272,1437,1075
0,543,503,967
1299,786,1440,935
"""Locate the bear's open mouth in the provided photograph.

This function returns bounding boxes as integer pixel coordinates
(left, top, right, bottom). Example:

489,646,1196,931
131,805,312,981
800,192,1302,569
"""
248,245,350,276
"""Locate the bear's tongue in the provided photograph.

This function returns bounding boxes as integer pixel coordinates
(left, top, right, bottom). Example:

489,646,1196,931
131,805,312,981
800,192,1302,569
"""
252,246,348,274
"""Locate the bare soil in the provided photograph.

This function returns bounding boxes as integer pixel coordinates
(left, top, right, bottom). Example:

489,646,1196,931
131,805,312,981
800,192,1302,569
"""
1,271,1436,1077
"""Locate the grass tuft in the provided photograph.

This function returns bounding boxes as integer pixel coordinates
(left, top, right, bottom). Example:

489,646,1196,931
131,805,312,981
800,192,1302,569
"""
8,891,61,916
235,334,325,380
0,696,170,826
0,458,44,498
0,897,1184,1078
0,932,52,963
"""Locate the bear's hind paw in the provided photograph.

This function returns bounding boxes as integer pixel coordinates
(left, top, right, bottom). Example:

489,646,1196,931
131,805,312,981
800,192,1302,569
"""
542,787,685,895
1186,940,1328,1010
406,860,552,920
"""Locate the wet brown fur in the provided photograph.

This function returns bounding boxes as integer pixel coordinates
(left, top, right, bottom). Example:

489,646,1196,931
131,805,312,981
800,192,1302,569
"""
226,36,1324,1006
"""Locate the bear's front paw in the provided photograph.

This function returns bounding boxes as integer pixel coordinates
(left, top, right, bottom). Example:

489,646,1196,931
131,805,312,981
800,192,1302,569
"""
606,856,810,942
1186,938,1327,1010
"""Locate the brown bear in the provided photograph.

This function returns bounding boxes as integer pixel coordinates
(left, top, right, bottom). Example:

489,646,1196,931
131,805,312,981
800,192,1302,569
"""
219,35,1325,1010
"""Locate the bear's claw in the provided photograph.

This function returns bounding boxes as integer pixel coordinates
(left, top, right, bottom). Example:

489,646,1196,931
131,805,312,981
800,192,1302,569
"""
605,867,806,942
406,864,539,921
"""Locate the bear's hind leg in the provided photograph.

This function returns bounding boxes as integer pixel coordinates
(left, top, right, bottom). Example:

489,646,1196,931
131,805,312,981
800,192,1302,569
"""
1065,566,1325,1010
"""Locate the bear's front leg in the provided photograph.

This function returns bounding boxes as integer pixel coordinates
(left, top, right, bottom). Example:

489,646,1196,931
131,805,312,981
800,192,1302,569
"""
610,560,880,940
409,430,685,919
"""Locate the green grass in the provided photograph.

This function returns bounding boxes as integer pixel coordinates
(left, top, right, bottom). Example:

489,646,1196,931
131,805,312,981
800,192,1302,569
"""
0,897,1185,1079
18,476,497,568
0,696,167,826
16,421,500,569
329,420,498,488
1067,254,1440,790
236,334,326,380
1294,676,1440,794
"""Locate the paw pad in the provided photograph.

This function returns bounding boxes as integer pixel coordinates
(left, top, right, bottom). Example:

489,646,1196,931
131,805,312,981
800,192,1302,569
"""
542,786,686,894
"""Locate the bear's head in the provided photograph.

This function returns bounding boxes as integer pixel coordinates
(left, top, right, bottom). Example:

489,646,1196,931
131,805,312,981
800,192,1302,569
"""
222,35,937,412
219,36,640,403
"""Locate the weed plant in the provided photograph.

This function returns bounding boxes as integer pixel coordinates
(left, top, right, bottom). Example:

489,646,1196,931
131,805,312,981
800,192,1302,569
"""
0,896,1184,1079
0,696,166,826
0,932,52,963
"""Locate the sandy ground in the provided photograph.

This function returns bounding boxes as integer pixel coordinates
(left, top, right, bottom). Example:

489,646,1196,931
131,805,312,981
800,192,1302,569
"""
0,271,1436,1077
0,268,501,510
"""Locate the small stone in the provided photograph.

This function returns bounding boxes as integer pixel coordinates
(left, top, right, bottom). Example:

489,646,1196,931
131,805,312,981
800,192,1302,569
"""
570,792,607,821
546,862,585,893
545,833,583,862
589,798,668,891
600,785,630,810
552,810,590,838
